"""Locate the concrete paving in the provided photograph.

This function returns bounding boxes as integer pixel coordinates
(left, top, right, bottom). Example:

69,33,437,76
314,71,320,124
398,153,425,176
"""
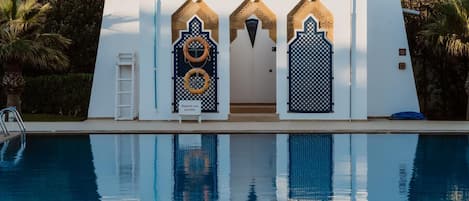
1,119,468,135
2,119,469,143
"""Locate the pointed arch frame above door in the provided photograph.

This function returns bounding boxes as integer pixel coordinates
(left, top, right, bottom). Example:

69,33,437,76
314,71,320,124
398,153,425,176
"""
287,0,334,43
230,0,277,43
172,0,219,43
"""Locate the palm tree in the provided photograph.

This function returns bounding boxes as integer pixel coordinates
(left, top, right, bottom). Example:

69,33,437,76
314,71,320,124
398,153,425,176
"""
0,0,70,112
419,0,469,120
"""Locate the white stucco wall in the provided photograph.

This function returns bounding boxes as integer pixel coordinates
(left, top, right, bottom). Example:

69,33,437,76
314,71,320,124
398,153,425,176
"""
367,0,420,117
88,0,140,118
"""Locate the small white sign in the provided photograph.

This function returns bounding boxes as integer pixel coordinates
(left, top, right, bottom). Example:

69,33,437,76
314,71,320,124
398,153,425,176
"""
178,100,202,123
178,134,202,148
179,100,202,115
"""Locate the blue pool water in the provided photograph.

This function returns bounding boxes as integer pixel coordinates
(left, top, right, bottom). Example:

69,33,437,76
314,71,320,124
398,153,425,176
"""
0,134,468,201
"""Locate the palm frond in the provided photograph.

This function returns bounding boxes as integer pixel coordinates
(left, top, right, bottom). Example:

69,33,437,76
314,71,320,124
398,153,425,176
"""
0,0,13,23
0,0,71,71
419,0,469,57
37,33,72,49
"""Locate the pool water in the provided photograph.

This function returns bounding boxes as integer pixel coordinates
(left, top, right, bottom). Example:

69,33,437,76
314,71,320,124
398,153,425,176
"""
0,134,468,201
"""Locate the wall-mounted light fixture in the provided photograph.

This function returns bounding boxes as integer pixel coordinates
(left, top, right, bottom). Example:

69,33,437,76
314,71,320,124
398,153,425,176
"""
399,62,406,70
399,48,407,56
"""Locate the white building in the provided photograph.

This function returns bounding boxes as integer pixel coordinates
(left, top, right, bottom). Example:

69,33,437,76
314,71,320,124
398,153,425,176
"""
88,0,420,120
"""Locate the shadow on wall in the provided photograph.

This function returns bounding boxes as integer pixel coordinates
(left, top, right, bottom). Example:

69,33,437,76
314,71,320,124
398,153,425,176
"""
101,15,139,31
88,12,140,118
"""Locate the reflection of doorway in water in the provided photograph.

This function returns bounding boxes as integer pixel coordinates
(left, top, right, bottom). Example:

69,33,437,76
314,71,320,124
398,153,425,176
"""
174,135,218,201
289,135,333,200
230,135,276,201
230,15,276,114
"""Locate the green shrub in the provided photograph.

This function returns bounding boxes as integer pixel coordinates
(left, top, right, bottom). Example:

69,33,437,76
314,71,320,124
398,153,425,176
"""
15,74,94,118
402,0,467,120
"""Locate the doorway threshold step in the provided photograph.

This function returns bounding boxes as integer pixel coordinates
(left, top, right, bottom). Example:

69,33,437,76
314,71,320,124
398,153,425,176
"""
230,104,276,113
228,113,280,122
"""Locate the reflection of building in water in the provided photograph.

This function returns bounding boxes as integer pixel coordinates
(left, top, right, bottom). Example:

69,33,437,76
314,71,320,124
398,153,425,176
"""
408,136,469,201
90,135,140,200
116,135,140,188
230,135,277,201
159,134,469,201
289,135,333,200
367,135,418,201
174,135,218,201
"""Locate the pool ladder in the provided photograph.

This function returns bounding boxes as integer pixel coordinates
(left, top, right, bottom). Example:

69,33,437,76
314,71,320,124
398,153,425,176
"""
0,135,26,167
0,107,26,167
0,107,26,137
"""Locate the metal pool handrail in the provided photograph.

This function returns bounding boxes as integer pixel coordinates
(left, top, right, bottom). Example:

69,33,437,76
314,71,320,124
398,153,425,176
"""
0,133,26,168
0,107,26,137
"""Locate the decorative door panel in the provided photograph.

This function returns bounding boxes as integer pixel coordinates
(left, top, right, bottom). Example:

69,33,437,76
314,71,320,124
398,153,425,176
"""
288,17,333,113
173,17,218,112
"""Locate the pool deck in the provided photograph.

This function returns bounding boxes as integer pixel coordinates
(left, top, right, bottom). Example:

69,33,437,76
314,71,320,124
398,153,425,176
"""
1,119,468,136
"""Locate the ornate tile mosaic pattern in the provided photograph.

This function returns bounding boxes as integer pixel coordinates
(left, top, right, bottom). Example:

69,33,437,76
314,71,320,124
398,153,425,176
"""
288,17,333,113
173,17,218,112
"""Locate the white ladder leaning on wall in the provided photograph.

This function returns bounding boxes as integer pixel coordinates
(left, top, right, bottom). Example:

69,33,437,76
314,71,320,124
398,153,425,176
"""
115,53,137,120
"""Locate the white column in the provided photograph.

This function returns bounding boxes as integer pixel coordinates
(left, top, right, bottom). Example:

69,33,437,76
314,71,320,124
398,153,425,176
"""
350,0,368,120
138,0,158,118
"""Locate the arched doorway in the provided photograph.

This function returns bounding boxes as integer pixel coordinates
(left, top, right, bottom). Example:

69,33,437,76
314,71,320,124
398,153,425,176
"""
229,0,277,115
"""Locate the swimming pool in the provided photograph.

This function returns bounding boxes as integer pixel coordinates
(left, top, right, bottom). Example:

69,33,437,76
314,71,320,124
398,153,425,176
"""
0,134,468,201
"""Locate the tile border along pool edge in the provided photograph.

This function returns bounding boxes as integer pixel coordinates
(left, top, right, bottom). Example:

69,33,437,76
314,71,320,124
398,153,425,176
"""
0,119,468,136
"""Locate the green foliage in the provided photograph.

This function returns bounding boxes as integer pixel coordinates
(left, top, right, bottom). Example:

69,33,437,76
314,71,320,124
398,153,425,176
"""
18,74,93,117
0,0,71,71
419,0,469,57
40,0,104,74
0,0,103,119
402,0,467,119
